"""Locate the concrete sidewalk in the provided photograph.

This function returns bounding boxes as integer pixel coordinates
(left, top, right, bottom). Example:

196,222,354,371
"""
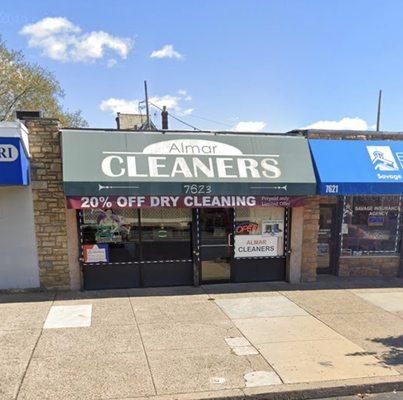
0,276,402,400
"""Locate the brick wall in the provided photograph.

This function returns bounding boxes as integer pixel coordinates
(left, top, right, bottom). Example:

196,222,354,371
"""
300,197,320,282
26,118,71,290
339,257,400,278
292,130,403,141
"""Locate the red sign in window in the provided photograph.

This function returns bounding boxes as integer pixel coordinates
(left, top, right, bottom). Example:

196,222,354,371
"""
235,222,259,234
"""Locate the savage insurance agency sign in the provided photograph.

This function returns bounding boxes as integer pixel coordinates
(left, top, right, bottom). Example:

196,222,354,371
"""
309,139,403,195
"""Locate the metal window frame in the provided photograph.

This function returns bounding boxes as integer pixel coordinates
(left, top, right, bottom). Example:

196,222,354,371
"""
78,209,193,266
231,207,289,260
340,195,402,257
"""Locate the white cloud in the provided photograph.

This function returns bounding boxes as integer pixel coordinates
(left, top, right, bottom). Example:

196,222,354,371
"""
182,108,194,116
20,17,132,63
233,121,267,132
20,17,80,38
100,90,193,116
304,117,371,131
149,95,182,111
106,58,117,68
100,98,139,114
150,44,183,59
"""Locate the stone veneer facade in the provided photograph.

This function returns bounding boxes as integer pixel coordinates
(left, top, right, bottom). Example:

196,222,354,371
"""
338,256,400,278
26,118,71,290
300,197,320,282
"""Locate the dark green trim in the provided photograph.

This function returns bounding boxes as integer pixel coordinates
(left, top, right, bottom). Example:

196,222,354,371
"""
64,181,316,196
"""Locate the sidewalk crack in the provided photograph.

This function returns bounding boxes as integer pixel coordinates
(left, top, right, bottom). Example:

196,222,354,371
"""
126,289,158,396
14,291,57,399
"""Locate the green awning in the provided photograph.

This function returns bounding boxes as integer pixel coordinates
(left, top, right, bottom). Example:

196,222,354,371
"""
61,130,316,196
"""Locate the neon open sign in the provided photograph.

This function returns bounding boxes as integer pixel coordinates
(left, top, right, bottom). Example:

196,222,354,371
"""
235,221,259,234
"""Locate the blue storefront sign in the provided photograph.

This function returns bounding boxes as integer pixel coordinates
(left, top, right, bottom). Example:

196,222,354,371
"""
309,139,403,195
0,137,30,185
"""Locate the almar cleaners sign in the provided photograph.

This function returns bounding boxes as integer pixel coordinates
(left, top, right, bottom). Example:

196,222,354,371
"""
101,139,281,180
234,235,278,257
62,130,317,196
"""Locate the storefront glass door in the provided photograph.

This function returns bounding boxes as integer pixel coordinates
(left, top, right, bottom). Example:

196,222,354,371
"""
317,204,337,274
199,208,233,282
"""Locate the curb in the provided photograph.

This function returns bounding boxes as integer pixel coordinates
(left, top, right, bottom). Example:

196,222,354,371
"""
243,379,403,399
147,376,403,400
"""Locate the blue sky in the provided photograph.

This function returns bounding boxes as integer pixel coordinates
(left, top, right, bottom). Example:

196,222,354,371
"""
2,0,403,131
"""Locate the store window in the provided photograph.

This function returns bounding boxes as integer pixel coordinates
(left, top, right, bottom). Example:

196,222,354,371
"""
80,208,192,263
140,208,192,261
341,196,401,256
234,207,285,258
81,209,140,263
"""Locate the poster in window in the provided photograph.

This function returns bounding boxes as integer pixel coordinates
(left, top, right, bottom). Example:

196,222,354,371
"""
262,219,284,237
234,235,278,258
83,244,109,263
368,216,385,226
94,210,130,243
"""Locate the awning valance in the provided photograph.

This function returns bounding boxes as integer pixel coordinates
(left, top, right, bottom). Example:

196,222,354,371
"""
309,139,403,195
62,130,316,197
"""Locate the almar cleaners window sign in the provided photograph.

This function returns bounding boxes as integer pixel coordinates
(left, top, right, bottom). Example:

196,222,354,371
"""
234,235,278,257
234,207,285,258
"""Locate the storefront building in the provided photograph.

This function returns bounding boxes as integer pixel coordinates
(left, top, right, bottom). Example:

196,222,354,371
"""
0,121,39,289
297,130,403,278
9,117,402,292
61,129,316,289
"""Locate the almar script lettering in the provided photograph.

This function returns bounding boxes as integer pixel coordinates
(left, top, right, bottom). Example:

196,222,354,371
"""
101,155,281,179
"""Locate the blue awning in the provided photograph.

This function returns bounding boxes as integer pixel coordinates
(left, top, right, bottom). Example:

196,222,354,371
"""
0,137,30,186
309,139,403,195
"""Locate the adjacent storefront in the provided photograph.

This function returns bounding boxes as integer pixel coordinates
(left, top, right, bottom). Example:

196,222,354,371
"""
62,129,316,289
0,124,30,186
309,139,403,277
0,122,39,289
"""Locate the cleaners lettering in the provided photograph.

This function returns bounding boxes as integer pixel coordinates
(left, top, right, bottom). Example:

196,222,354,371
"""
237,238,275,254
234,235,278,257
101,155,281,179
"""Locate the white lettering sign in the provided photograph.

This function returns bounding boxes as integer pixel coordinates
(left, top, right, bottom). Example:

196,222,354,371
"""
234,235,278,258
0,144,19,162
143,139,243,155
101,139,282,180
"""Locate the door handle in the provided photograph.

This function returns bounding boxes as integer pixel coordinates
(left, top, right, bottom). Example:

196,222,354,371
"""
227,233,233,247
